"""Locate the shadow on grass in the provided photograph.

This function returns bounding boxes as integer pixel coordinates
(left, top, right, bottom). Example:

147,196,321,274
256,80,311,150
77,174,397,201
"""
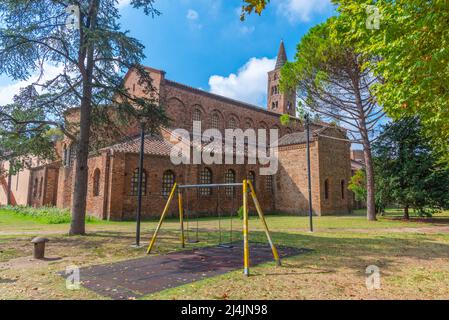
263,230,449,276
6,226,448,280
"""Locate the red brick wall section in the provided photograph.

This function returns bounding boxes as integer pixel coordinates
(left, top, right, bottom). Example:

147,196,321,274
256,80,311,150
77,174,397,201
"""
106,152,126,220
43,167,59,206
162,81,302,138
29,168,46,207
317,128,352,215
85,153,109,219
96,150,275,220
274,142,322,215
56,164,74,209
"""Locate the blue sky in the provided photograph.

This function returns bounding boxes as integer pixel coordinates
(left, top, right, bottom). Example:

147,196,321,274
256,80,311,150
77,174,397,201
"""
0,0,336,108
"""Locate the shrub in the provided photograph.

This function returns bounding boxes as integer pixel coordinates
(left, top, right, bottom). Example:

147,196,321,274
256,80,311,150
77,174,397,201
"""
3,206,99,224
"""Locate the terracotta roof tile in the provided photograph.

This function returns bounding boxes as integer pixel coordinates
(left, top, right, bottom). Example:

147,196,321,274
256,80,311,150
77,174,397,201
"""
106,135,174,156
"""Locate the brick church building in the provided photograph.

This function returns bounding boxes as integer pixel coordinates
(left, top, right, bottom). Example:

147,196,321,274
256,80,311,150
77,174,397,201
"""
0,42,354,219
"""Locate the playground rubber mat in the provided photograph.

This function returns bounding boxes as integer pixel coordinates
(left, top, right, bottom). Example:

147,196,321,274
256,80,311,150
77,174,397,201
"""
62,243,310,299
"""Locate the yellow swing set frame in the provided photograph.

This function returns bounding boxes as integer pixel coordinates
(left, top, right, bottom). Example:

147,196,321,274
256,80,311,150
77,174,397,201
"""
146,180,281,276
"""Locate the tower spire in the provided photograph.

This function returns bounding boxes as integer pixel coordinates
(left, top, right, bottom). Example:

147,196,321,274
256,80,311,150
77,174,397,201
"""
267,40,295,116
275,40,287,69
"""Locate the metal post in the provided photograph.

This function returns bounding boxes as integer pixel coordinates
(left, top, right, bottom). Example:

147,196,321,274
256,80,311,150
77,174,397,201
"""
135,122,145,247
178,189,185,248
247,180,281,266
305,114,314,232
242,180,250,276
147,183,178,254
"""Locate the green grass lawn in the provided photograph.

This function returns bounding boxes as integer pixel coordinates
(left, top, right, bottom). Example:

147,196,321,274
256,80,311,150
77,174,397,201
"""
1,207,449,300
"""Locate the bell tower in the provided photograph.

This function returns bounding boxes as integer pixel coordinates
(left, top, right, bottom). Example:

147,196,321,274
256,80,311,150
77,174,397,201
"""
267,40,296,117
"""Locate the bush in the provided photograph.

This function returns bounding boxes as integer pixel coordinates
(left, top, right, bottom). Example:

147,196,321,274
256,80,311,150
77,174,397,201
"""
3,206,99,224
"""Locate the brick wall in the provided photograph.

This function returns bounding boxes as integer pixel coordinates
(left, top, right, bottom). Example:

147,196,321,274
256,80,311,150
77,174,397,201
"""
29,165,59,207
317,128,352,215
275,142,321,215
104,152,274,221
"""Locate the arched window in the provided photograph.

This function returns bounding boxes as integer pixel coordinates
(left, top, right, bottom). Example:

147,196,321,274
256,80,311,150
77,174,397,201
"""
192,108,202,122
341,180,345,200
131,168,147,196
324,179,330,200
33,178,38,198
63,144,68,167
38,177,43,198
64,143,77,167
247,171,256,190
93,169,100,197
265,175,274,194
211,113,220,129
199,167,212,196
228,117,236,129
162,170,175,198
224,169,236,197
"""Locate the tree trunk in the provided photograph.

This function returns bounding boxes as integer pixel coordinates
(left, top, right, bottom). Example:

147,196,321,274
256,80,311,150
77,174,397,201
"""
6,167,12,206
349,58,377,222
363,143,377,221
69,0,99,235
404,205,410,220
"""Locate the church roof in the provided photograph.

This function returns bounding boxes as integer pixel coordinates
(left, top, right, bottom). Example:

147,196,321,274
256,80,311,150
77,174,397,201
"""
276,131,315,147
106,135,174,156
275,40,288,69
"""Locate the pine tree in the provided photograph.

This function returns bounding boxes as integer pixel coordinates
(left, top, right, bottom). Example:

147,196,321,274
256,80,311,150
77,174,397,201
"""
0,0,167,234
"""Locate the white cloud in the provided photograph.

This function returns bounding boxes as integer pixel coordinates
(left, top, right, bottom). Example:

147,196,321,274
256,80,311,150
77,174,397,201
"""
208,57,276,106
186,9,199,20
0,64,63,106
276,0,334,23
117,0,131,8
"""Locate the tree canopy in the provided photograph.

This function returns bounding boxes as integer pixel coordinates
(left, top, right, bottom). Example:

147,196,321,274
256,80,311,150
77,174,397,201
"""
280,20,383,221
372,117,449,218
0,0,168,234
331,0,449,164
242,0,449,164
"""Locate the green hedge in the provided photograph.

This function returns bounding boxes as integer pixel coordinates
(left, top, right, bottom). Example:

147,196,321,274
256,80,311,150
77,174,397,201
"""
3,206,99,224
